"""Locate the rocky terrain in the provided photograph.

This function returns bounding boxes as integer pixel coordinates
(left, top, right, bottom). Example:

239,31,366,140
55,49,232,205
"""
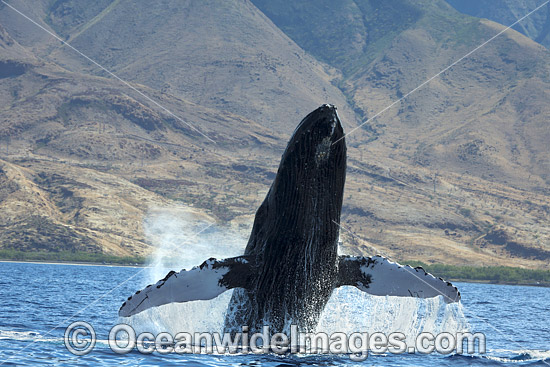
446,0,550,49
0,0,549,269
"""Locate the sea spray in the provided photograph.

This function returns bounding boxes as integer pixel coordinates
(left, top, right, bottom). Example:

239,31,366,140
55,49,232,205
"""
125,206,246,335
143,207,246,283
317,286,470,346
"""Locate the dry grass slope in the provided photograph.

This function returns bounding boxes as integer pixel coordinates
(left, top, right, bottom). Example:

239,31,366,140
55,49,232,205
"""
0,1,549,270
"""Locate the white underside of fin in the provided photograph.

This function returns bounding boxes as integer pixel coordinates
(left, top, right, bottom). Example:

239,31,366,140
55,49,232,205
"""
119,259,230,317
355,256,460,303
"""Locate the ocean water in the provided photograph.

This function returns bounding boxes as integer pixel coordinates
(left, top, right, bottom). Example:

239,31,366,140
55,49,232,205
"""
0,261,548,366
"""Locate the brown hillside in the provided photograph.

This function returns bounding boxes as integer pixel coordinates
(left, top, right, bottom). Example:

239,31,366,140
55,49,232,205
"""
0,1,549,269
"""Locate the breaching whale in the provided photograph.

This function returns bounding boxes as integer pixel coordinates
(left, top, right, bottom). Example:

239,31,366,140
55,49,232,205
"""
119,104,460,333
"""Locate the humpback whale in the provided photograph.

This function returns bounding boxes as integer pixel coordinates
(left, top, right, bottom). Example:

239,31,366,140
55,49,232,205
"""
119,104,460,333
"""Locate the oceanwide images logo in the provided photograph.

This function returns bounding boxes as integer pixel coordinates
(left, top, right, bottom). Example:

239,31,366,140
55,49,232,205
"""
64,322,486,361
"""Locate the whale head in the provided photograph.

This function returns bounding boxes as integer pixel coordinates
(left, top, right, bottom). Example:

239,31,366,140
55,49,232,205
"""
283,104,345,168
245,104,346,258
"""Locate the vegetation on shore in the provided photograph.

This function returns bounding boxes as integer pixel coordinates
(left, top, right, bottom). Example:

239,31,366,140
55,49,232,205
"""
0,249,145,265
406,261,550,286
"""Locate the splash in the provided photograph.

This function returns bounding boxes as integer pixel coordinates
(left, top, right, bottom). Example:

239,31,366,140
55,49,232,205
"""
125,206,246,335
317,286,470,345
142,207,245,284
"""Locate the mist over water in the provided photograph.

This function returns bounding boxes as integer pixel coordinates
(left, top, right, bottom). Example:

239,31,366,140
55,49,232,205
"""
143,207,246,284
127,207,245,335
125,207,470,340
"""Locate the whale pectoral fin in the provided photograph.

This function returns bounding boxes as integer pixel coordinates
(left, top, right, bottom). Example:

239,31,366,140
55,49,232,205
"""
336,255,461,303
119,256,256,317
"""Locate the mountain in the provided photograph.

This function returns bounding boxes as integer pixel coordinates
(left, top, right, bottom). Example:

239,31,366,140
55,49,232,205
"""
1,0,357,130
445,0,550,49
251,0,550,187
251,0,550,267
1,0,549,269
0,18,284,257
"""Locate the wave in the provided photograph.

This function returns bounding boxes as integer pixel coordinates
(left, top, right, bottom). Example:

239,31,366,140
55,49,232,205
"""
447,350,550,365
0,329,60,344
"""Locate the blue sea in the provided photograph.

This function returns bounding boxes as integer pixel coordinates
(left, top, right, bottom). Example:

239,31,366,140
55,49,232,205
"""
0,261,548,366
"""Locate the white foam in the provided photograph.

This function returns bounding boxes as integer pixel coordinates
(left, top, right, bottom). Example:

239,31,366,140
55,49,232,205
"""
0,330,60,343
123,291,234,336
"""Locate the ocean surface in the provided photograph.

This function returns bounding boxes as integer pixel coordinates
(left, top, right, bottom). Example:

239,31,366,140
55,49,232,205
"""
0,261,548,366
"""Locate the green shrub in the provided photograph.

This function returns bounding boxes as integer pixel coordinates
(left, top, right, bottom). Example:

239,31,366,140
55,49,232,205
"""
405,261,550,285
0,249,145,265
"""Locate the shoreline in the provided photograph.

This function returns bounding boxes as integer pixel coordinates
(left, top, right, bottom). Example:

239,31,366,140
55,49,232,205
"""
0,259,147,268
1,259,549,287
451,278,550,288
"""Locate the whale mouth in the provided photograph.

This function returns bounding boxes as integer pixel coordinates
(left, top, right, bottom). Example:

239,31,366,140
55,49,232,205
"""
283,104,344,163
304,104,339,134
276,105,346,179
